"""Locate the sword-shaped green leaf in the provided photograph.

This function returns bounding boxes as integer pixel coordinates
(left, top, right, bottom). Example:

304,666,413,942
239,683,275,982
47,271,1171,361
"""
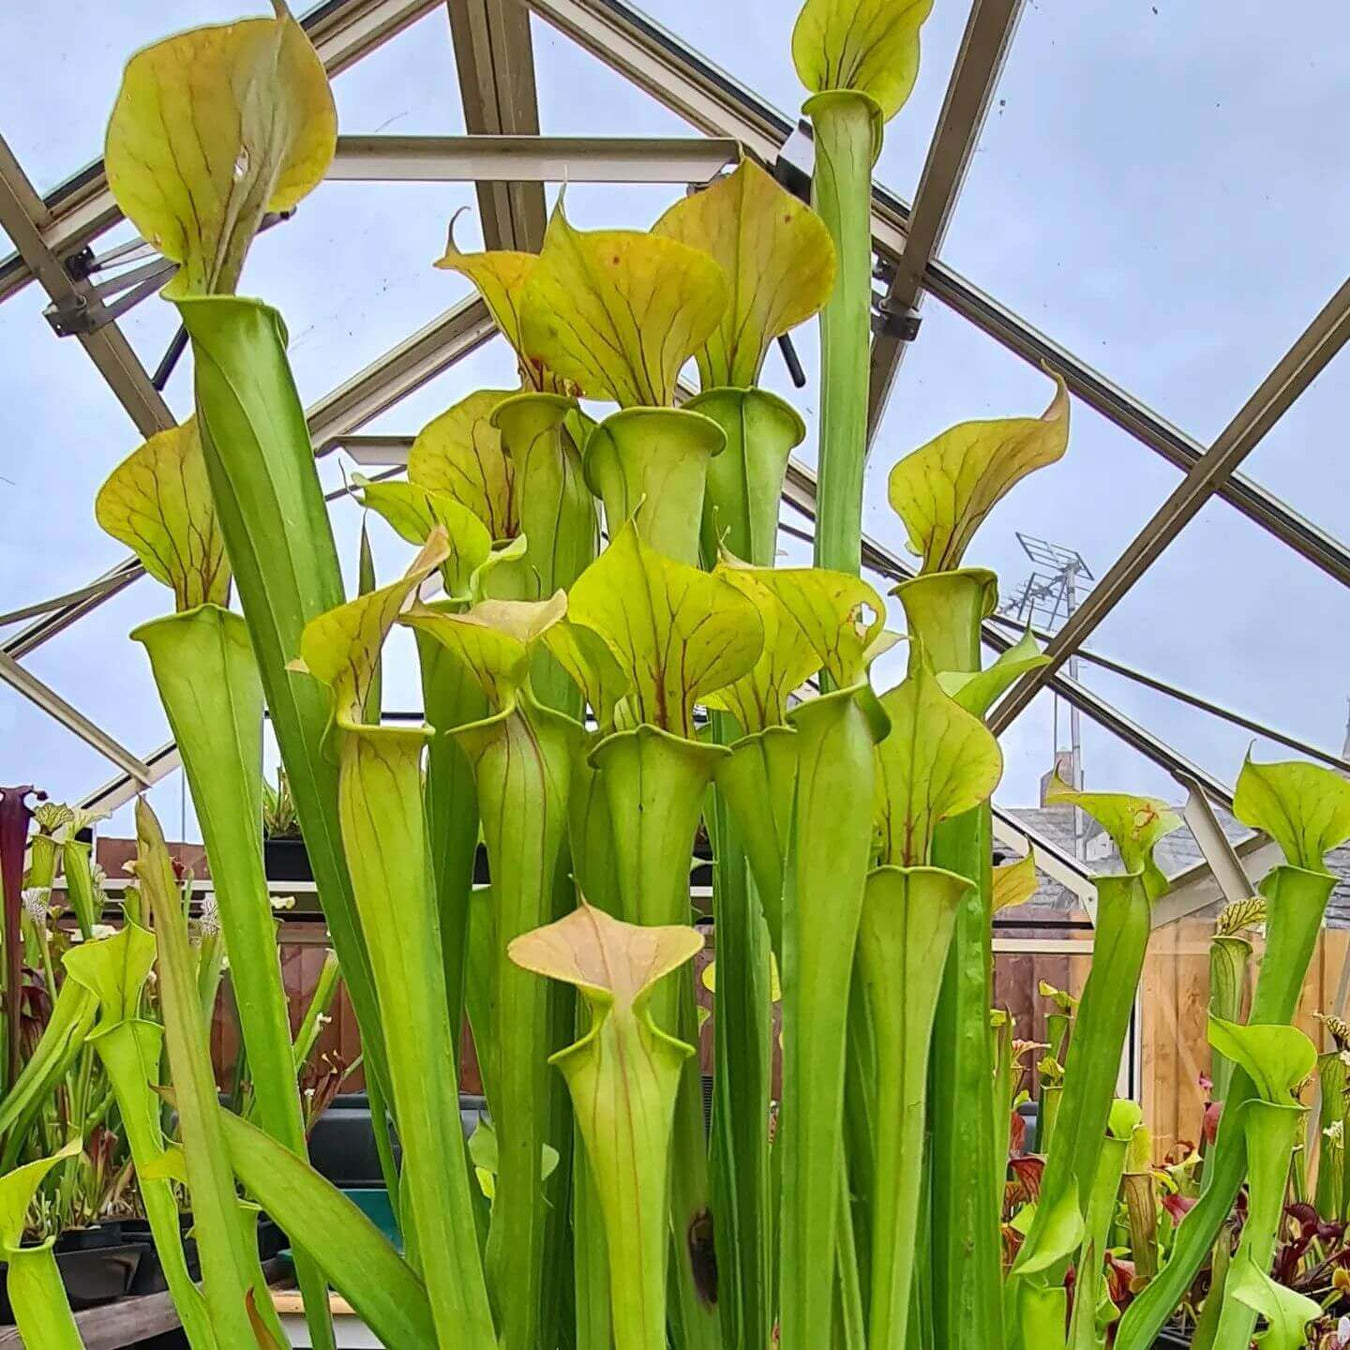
218,1108,437,1349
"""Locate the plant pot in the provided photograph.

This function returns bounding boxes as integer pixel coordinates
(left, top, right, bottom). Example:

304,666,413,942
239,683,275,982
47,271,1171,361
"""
263,834,312,882
1153,1329,1191,1348
53,1220,127,1252
0,1242,144,1322
124,1214,286,1296
307,1092,485,1188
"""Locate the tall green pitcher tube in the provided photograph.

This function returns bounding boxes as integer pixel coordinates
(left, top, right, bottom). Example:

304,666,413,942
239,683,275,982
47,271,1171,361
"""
689,387,805,567
778,682,886,1350
177,295,387,1100
492,391,597,713
452,695,579,1350
898,569,1005,1349
805,91,879,576
593,724,727,1345
337,726,496,1347
416,629,487,1061
134,604,333,1349
859,864,968,1350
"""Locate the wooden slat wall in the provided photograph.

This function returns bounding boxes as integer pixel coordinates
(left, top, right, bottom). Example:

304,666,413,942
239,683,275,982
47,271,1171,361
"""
208,922,1350,1147
990,923,1350,1161
1138,924,1350,1158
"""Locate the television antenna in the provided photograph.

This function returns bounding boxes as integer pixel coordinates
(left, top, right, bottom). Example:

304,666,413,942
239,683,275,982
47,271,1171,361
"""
1000,533,1095,856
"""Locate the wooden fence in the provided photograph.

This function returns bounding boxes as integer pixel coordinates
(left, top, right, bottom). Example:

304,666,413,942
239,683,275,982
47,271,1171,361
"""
1139,921,1350,1157
213,919,1350,1163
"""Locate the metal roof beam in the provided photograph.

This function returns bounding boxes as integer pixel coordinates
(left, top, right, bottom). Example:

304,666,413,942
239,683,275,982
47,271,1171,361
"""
329,133,740,183
989,272,1350,735
446,0,547,252
866,0,1024,441
79,741,181,818
984,613,1350,774
0,135,173,440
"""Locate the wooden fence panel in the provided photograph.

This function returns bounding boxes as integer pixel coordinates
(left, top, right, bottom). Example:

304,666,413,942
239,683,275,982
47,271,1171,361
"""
201,920,1350,1148
1138,924,1350,1157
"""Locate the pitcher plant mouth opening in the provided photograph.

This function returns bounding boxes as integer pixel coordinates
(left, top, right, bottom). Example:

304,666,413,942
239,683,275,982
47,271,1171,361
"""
13,5,1347,1350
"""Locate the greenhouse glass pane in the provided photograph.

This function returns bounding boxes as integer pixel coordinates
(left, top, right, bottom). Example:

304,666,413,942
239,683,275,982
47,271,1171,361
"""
0,286,147,612
223,178,479,408
1090,496,1350,780
0,683,119,806
863,298,1180,589
1241,340,1350,545
0,0,254,195
0,1,458,198
940,0,1350,445
21,577,172,761
332,7,464,137
560,0,973,202
356,332,519,438
531,12,704,139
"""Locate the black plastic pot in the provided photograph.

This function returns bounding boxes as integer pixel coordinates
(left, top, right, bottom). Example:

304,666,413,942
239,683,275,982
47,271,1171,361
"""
0,1242,143,1323
262,835,312,882
307,1093,484,1187
123,1215,285,1296
53,1220,127,1252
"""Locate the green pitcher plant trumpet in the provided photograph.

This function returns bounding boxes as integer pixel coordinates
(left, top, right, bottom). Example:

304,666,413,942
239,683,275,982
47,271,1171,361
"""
1009,778,1181,1347
1204,1018,1320,1350
652,159,834,567
862,654,1001,1350
793,0,934,575
510,902,704,1350
1,1136,85,1348
104,3,392,1155
399,588,580,1350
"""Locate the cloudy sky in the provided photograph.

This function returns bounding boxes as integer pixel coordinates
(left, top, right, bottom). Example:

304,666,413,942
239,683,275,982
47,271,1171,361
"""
1,0,1347,846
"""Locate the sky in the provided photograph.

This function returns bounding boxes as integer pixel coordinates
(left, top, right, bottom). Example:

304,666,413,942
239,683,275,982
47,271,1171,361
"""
0,0,1347,848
